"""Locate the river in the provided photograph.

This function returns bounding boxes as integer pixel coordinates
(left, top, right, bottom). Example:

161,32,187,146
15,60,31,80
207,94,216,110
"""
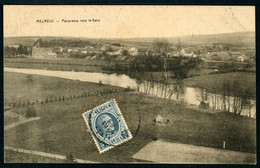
4,68,256,118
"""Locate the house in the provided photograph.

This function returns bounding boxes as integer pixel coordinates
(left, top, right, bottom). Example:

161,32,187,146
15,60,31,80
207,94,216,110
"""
179,49,197,58
210,52,230,61
210,54,221,61
52,47,63,54
155,115,169,124
85,45,94,49
101,45,111,51
155,115,164,123
230,51,241,58
184,52,197,58
80,49,88,54
88,48,101,54
167,52,179,58
128,47,138,56
67,48,80,53
180,49,186,55
237,55,246,62
8,44,19,48
199,100,209,109
31,38,58,58
33,38,43,47
32,47,57,58
107,48,125,56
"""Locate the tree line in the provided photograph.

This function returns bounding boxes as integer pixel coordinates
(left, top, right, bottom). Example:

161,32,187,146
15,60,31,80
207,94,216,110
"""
4,45,31,57
40,39,94,48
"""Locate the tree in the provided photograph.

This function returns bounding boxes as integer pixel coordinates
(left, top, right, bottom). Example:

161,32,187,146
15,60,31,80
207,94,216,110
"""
153,39,171,55
17,45,24,55
153,39,171,81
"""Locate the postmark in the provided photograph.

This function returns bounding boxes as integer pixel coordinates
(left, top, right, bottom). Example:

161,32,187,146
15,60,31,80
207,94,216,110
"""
82,99,132,153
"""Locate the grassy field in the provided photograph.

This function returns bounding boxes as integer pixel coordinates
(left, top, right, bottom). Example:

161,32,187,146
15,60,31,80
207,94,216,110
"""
183,72,256,98
4,58,107,73
4,150,68,163
4,72,256,163
4,116,19,126
4,72,122,105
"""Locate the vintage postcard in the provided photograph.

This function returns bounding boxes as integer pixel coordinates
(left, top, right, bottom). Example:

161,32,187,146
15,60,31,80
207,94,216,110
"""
3,5,256,164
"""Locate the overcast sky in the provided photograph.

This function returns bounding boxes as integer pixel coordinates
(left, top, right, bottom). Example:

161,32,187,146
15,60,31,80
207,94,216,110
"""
4,5,255,38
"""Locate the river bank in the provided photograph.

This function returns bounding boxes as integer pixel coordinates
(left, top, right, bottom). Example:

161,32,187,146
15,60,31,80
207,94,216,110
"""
4,71,256,163
4,68,256,118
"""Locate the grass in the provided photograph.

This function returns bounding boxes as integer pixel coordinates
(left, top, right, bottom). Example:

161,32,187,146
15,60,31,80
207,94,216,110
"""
4,57,108,66
4,72,121,104
4,116,19,126
4,150,68,163
4,57,109,73
4,73,256,163
183,72,256,98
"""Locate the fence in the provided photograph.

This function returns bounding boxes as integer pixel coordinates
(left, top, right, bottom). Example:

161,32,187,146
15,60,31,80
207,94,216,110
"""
4,88,132,108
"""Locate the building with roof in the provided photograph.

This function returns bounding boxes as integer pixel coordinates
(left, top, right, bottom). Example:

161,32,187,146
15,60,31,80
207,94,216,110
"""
7,44,20,48
32,47,57,58
210,52,230,61
199,100,209,109
128,47,138,56
31,38,59,58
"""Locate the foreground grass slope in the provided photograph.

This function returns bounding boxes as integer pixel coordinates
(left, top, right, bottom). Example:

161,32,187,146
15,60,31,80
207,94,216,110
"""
4,72,121,104
4,73,256,163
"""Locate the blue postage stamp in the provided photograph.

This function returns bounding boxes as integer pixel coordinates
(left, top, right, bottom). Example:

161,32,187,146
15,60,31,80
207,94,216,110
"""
82,99,132,153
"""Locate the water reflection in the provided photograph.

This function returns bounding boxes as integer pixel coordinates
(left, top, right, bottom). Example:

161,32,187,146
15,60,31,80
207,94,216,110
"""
5,68,256,118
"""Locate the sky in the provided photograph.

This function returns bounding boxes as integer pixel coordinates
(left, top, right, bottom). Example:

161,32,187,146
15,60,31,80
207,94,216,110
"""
4,5,255,38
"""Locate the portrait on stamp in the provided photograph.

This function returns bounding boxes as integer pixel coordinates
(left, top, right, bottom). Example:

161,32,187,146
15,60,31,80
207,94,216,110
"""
82,99,132,153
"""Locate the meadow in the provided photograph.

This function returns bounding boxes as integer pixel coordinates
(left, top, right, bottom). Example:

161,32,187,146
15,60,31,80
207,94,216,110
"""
183,72,256,98
4,72,122,105
4,72,256,163
4,58,107,73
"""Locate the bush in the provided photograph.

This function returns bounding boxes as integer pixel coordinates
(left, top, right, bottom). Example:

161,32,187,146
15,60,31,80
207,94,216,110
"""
66,153,76,163
25,106,37,118
26,75,33,81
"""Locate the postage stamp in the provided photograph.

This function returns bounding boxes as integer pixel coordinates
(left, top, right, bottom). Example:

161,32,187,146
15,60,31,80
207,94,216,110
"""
82,99,132,153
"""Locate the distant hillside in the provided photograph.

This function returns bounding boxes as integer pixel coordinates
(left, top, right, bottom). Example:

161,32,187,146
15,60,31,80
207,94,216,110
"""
4,36,40,46
120,32,255,47
4,31,255,47
170,32,255,46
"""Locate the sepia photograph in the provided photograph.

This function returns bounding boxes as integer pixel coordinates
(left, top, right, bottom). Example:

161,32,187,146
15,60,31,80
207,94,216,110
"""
3,5,256,164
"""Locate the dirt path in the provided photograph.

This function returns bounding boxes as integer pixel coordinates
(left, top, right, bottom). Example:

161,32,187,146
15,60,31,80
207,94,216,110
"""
4,117,40,130
5,146,98,163
4,110,40,130
132,140,256,164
